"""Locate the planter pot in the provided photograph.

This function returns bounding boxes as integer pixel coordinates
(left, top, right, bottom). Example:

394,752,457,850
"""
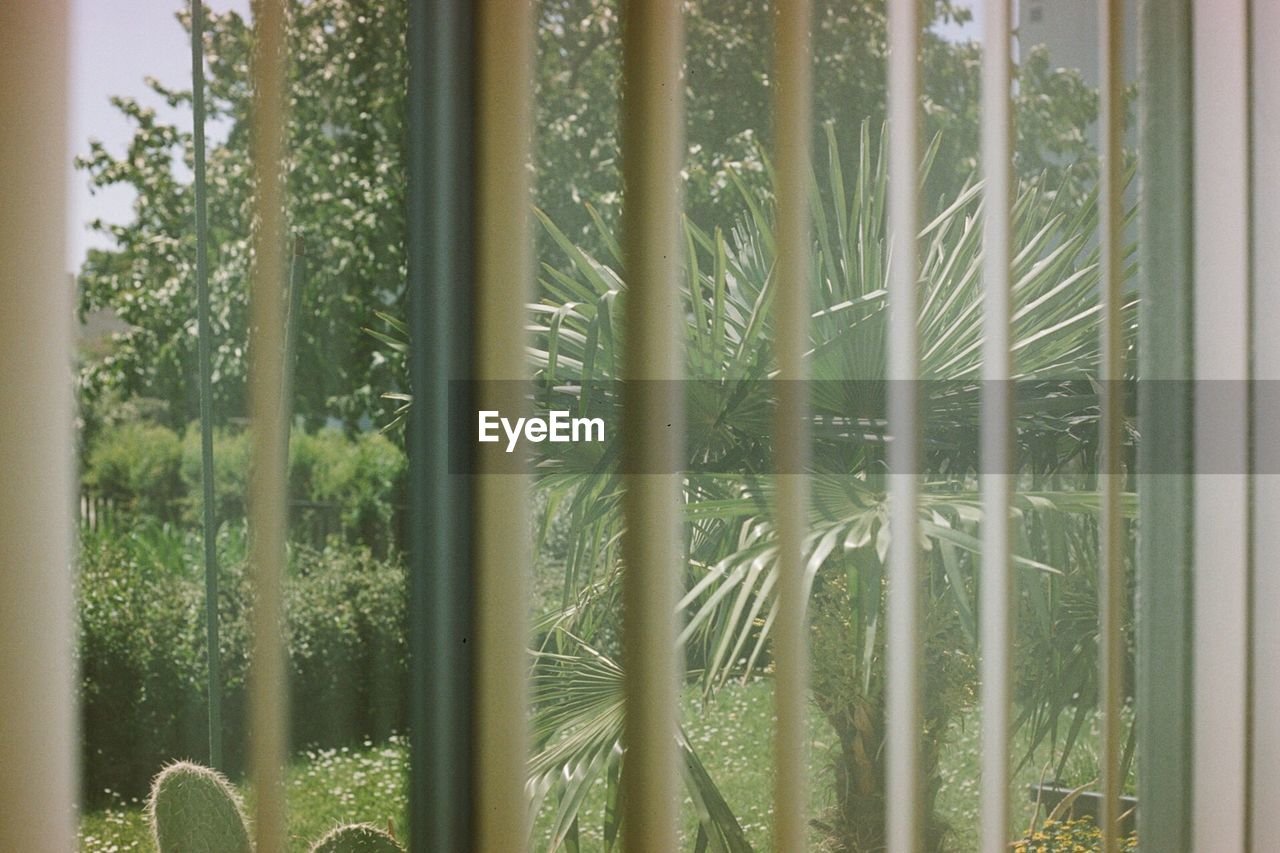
1028,783,1138,836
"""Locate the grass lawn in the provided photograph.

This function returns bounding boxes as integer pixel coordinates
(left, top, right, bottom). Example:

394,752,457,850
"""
79,682,1120,851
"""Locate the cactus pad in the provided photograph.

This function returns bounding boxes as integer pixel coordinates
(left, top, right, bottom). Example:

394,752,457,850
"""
309,823,404,853
147,761,252,853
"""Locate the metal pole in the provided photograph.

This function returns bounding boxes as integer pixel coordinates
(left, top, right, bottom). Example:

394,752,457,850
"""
190,0,223,771
281,238,306,453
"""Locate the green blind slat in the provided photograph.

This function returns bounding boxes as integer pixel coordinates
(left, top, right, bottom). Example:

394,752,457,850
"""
406,1,476,849
1136,0,1195,849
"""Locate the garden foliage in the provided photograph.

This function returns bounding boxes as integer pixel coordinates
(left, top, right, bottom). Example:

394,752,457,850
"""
75,0,1099,429
78,530,406,804
511,121,1138,850
83,421,405,549
69,0,1135,845
1014,817,1137,852
84,421,185,519
147,760,405,853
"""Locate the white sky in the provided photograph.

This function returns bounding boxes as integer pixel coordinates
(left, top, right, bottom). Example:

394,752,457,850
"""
65,0,978,274
67,0,249,272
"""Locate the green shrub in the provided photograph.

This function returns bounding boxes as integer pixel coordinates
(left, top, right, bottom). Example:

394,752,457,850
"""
77,527,406,805
180,424,251,523
292,428,405,551
286,546,407,748
84,422,184,517
81,420,406,551
79,526,210,798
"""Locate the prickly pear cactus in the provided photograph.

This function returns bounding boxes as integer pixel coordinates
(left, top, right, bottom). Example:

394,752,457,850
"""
147,761,253,853
309,823,404,853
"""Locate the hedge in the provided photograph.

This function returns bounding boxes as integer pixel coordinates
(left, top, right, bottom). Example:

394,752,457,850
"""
77,526,406,805
83,421,405,551
83,422,185,518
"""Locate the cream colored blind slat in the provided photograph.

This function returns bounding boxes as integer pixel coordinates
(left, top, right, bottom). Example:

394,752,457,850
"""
1097,1,1126,849
1192,0,1251,848
246,2,290,850
474,0,535,848
979,1,1013,849
771,0,813,849
619,1,685,848
886,0,923,850
1252,0,1280,846
0,3,77,849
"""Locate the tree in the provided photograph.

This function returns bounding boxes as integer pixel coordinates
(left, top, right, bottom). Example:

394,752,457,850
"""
533,0,1099,250
78,0,408,429
522,125,1135,849
78,0,1098,431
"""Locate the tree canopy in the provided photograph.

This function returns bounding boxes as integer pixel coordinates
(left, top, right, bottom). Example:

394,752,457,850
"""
76,0,1097,430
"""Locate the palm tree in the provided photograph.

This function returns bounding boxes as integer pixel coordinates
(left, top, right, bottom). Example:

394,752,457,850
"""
371,120,1135,849
522,120,1136,851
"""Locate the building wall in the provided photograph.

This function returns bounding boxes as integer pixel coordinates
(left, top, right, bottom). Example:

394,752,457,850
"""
1018,0,1138,85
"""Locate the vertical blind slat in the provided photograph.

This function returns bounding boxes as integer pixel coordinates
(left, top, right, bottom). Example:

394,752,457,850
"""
886,0,922,850
1192,0,1251,848
619,1,685,848
1135,0,1195,847
406,0,475,847
474,0,534,848
1252,0,1280,846
771,0,813,848
1097,1,1126,850
978,1,1013,849
244,0,290,845
247,2,290,850
0,3,76,849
